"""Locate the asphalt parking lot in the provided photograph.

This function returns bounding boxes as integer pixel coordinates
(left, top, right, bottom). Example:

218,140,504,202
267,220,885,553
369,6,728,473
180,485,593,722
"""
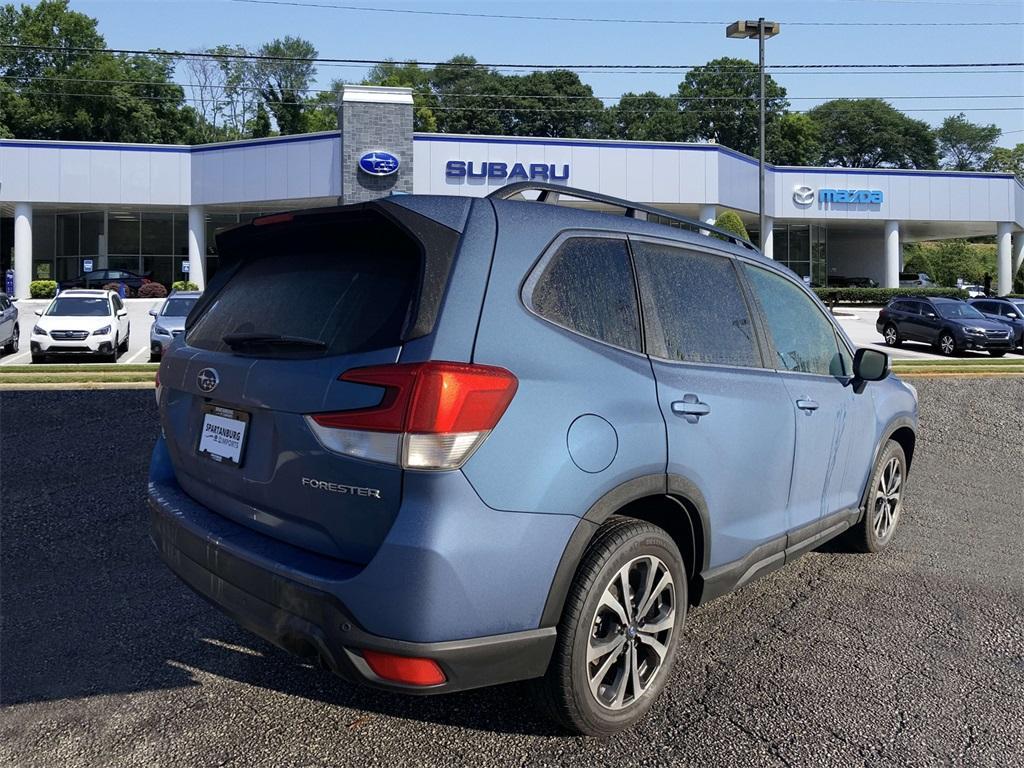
1,378,1022,767
0,299,162,365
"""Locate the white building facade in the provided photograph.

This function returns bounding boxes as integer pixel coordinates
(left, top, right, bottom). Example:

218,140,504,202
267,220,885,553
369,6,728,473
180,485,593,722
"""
2,85,1022,298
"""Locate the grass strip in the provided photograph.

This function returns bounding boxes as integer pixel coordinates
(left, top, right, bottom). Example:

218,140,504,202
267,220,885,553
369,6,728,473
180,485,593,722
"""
0,363,157,373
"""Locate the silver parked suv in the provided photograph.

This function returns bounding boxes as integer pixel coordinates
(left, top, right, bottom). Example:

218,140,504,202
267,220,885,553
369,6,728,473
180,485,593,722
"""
149,291,201,361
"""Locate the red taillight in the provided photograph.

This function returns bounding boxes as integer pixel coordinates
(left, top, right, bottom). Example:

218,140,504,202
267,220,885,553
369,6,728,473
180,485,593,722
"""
361,650,446,686
253,212,294,226
307,362,518,470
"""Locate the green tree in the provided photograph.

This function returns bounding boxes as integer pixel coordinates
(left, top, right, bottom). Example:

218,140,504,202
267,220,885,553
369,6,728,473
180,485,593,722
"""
806,99,937,169
608,91,689,142
500,70,605,138
304,80,343,132
903,240,996,286
0,0,198,142
254,36,317,135
676,57,788,156
984,143,1024,180
935,113,1000,170
768,112,822,166
249,103,272,137
715,210,749,240
429,55,508,135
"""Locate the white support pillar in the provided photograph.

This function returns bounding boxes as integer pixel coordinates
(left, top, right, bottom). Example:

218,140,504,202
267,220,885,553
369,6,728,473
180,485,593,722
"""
698,204,716,236
187,205,206,291
762,216,774,259
14,203,32,299
996,222,1012,296
884,221,900,289
1010,231,1023,286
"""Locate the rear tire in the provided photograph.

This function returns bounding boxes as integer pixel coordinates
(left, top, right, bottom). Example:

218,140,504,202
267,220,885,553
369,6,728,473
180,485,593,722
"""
31,353,46,364
847,440,907,554
2,326,17,354
535,517,686,736
882,323,900,347
989,350,1006,358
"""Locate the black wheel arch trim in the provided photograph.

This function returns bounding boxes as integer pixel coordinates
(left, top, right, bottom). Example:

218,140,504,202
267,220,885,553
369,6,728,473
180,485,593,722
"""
859,417,916,513
538,473,712,627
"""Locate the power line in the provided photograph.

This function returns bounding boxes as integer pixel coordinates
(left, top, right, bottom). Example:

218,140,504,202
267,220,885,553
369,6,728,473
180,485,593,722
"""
2,43,1021,72
8,87,1024,115
224,0,1024,27
4,73,1022,102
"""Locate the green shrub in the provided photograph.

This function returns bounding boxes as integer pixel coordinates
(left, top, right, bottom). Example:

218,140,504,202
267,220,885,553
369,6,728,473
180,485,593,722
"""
137,282,168,298
813,286,968,305
714,210,749,241
29,280,58,299
171,281,199,291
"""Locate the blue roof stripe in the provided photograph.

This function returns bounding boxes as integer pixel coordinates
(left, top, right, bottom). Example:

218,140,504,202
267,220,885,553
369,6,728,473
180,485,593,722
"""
0,133,338,155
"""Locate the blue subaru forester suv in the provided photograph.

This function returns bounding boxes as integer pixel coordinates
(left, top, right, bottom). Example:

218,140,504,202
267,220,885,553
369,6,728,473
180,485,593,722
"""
150,183,918,735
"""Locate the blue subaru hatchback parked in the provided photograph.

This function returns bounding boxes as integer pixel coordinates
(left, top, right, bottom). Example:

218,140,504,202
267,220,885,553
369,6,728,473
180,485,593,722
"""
149,183,918,735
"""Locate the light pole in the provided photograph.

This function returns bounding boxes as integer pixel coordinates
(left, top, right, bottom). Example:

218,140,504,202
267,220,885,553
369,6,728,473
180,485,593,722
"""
727,18,780,251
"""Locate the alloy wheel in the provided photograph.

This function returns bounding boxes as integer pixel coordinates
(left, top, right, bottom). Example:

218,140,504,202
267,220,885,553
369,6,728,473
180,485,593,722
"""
884,326,898,345
939,334,955,355
873,456,903,540
587,555,675,710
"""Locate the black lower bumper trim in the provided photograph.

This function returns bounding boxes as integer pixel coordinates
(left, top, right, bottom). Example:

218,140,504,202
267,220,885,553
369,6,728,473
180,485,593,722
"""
149,497,556,694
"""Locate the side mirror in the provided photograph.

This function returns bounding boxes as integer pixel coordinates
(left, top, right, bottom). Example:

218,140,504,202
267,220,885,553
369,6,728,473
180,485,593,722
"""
1007,312,1019,320
854,348,890,383
117,309,128,317
34,309,42,316
925,312,937,318
149,308,158,317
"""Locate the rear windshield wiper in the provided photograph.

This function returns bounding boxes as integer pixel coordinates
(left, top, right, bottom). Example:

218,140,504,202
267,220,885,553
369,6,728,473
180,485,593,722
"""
222,332,328,351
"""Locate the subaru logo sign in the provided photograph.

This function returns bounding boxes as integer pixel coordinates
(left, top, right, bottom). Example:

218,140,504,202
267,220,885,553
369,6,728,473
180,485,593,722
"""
358,151,400,176
792,185,814,206
197,368,219,393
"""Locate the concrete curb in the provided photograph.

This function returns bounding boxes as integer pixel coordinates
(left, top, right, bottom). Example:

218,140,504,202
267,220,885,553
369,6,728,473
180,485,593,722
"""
0,381,155,391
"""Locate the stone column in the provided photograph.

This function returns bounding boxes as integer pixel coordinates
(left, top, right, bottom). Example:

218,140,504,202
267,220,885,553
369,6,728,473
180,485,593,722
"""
339,85,414,205
188,205,206,291
14,203,32,299
884,221,900,289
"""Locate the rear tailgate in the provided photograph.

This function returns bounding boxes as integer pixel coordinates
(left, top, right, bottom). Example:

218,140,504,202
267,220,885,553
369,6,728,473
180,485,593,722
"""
159,202,466,563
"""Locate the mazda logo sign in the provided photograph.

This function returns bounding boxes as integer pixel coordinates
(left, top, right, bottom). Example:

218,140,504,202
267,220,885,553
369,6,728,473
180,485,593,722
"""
197,368,219,393
793,185,814,206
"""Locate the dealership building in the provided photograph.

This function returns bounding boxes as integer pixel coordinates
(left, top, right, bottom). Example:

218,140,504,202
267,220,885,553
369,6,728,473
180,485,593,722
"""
2,85,1023,298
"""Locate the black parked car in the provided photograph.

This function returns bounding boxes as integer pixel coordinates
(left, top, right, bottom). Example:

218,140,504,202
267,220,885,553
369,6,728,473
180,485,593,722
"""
59,268,151,293
877,296,1015,357
969,297,1024,351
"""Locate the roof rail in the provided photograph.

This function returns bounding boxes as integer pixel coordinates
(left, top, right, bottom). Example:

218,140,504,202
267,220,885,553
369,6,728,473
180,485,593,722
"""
487,182,756,250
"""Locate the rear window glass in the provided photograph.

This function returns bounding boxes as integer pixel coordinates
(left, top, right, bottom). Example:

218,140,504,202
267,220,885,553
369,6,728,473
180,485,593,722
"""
187,219,419,357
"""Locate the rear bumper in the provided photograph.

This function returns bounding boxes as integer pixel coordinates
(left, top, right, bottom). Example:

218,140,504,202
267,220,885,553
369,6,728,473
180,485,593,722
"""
147,438,568,694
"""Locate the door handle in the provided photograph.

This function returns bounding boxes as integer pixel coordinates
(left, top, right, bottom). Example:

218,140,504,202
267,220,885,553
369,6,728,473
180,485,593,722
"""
671,394,711,423
796,398,820,412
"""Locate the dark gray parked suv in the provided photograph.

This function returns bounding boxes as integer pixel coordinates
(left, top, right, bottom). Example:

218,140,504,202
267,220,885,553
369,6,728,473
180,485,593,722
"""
150,183,918,734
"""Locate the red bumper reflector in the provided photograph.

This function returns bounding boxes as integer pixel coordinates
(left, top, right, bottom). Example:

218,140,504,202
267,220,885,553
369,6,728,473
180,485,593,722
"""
253,212,294,226
361,650,446,686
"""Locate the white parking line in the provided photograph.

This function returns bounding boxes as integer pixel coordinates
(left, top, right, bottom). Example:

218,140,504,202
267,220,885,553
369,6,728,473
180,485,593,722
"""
125,344,152,364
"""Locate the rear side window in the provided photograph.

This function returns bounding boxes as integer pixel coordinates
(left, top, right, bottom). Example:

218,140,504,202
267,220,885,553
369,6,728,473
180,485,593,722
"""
528,237,642,351
187,219,419,357
633,242,760,368
743,264,845,377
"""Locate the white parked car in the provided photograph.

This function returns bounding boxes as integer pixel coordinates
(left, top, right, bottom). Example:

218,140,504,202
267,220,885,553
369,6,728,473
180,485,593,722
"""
962,284,987,299
31,289,130,363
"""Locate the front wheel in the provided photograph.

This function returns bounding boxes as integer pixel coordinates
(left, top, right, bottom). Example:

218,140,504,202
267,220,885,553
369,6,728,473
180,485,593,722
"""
847,440,907,553
937,332,957,356
536,517,686,735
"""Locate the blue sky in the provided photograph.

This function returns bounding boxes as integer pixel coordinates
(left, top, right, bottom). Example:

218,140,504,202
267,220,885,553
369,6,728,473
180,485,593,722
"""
72,0,1024,146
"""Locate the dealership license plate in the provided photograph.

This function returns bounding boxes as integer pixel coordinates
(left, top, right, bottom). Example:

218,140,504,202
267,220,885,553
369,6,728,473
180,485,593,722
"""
197,406,250,466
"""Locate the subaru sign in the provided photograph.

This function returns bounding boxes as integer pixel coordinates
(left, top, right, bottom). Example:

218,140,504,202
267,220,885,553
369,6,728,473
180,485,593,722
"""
446,161,570,182
358,151,400,176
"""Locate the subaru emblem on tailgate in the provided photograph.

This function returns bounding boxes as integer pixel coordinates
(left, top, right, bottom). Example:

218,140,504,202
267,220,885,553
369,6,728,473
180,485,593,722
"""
197,368,219,393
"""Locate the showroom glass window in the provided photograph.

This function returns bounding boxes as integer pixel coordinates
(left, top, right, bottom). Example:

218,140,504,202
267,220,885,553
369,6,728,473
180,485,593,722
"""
632,241,761,368
529,237,642,352
743,264,847,377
